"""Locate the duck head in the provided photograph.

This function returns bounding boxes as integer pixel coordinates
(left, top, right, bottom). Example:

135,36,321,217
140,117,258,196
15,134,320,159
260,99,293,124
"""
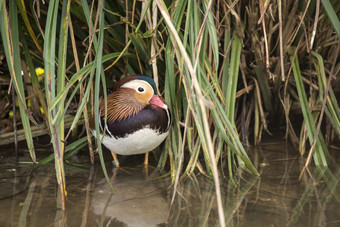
100,75,169,122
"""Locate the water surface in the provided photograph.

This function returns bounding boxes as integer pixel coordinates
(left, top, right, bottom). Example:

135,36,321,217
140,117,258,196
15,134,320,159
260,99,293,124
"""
0,141,339,226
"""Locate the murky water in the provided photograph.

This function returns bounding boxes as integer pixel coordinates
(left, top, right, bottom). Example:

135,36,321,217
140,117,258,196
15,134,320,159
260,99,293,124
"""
0,141,339,226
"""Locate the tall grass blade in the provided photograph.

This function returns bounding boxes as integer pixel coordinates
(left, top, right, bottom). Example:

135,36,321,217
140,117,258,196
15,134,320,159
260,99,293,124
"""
225,34,242,121
289,51,328,166
15,0,43,53
312,51,340,136
321,0,340,36
43,0,66,209
223,32,243,177
19,27,49,124
92,0,114,191
0,0,36,162
55,0,71,141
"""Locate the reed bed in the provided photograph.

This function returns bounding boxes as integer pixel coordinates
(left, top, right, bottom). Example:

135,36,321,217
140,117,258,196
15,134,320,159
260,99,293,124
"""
0,0,339,224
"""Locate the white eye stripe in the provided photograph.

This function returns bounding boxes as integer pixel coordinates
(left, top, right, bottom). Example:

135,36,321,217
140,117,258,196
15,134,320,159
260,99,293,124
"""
121,80,153,93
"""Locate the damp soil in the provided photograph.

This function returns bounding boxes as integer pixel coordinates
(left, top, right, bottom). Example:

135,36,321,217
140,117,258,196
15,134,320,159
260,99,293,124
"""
0,140,340,227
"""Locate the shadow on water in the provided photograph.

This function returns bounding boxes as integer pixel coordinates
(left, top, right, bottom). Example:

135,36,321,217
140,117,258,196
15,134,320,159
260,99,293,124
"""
0,141,340,226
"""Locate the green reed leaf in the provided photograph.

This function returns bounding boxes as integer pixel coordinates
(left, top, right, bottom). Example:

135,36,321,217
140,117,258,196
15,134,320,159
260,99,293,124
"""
321,0,340,37
312,51,340,135
290,52,328,166
0,1,36,162
92,0,114,191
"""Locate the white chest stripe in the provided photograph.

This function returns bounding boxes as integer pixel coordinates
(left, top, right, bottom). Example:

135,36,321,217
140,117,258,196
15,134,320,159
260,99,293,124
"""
105,124,114,138
166,108,171,131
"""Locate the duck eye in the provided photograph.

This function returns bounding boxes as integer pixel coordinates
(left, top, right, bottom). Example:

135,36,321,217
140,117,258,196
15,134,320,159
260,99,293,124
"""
137,87,145,92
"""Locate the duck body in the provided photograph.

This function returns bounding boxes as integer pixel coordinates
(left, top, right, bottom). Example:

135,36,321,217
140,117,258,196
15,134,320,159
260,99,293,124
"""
99,105,170,155
91,75,171,161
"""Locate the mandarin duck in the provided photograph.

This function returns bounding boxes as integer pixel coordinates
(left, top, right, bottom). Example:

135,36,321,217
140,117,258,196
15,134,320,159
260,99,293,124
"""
91,75,171,167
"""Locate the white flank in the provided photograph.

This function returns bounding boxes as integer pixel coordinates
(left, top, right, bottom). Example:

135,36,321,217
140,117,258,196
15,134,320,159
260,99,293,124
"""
92,127,168,155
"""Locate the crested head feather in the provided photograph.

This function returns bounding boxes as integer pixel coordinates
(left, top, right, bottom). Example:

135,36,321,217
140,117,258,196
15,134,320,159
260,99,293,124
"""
113,75,158,95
